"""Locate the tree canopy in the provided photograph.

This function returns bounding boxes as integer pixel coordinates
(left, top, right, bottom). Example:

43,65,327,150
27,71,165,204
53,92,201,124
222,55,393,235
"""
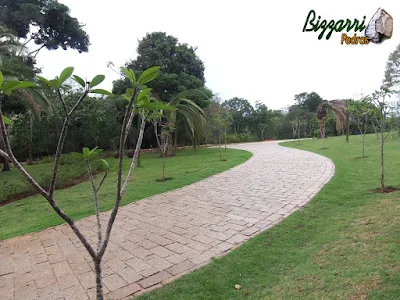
113,32,205,102
0,0,90,55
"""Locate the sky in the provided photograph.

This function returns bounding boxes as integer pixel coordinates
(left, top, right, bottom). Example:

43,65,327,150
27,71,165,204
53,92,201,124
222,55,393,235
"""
34,0,400,110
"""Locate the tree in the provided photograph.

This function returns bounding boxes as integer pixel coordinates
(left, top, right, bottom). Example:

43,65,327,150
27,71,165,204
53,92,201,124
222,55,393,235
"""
113,32,205,101
0,66,170,300
252,101,271,141
222,97,254,133
161,89,208,156
348,98,374,158
374,41,400,191
1,25,55,164
371,87,393,191
113,32,211,151
295,91,323,112
0,0,90,56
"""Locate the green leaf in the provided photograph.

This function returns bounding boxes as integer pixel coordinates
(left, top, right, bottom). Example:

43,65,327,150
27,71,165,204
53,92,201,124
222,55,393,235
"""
37,76,51,86
2,81,37,95
0,71,3,87
72,75,86,88
90,89,112,96
121,67,135,82
155,103,175,111
100,159,109,170
1,81,20,91
138,66,160,85
1,115,11,125
83,147,90,157
137,102,157,109
58,67,74,85
137,88,152,102
90,75,105,88
49,79,59,89
129,69,136,83
12,81,38,90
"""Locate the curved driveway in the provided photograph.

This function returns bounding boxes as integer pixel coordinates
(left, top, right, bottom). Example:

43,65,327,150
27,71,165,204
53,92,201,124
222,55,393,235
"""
0,141,334,300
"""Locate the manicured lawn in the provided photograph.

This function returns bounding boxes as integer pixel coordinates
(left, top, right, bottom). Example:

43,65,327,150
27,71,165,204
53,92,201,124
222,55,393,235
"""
0,148,251,240
137,134,400,300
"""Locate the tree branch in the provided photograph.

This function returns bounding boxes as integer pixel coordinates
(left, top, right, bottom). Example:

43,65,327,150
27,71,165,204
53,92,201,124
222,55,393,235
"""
97,173,108,192
153,120,162,151
57,89,68,116
0,148,9,159
48,118,68,198
98,89,136,258
86,160,102,252
121,112,146,196
49,91,88,198
28,45,46,58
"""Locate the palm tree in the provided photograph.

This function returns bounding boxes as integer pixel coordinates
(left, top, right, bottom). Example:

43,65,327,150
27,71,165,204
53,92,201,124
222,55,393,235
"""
160,89,208,156
0,25,52,165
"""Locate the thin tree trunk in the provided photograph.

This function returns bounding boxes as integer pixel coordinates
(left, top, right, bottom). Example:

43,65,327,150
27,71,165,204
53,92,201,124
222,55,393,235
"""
218,134,222,161
174,130,178,152
381,133,384,191
94,259,104,300
224,127,227,151
0,125,10,171
27,113,34,165
345,108,350,143
362,134,365,158
162,154,166,181
362,118,367,158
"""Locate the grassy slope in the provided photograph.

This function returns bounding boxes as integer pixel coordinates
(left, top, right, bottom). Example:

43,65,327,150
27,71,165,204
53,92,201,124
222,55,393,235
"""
137,134,400,300
0,148,251,240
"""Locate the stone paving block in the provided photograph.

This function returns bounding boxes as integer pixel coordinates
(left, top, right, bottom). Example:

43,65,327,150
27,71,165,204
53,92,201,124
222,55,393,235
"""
14,272,34,289
14,284,35,300
109,283,141,300
226,233,249,245
103,274,128,292
117,267,143,283
78,271,96,290
165,242,192,254
165,253,187,264
146,256,173,272
63,284,89,300
138,271,171,289
149,246,174,258
125,257,151,273
166,260,196,276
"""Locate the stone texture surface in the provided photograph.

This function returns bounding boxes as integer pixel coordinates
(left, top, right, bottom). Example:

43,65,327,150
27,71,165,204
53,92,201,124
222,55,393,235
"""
0,141,334,299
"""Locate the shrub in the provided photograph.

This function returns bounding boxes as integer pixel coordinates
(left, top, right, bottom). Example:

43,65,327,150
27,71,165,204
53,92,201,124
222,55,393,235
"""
225,133,257,143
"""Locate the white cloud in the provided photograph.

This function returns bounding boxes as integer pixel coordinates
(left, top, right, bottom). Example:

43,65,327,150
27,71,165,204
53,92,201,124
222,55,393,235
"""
35,0,400,110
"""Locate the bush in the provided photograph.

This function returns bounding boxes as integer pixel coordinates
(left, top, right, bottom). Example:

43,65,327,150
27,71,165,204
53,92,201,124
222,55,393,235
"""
0,153,106,202
225,133,257,143
40,156,54,164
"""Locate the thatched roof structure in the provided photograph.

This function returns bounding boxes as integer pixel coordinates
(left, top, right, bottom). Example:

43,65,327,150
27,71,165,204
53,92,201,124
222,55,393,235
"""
317,99,348,135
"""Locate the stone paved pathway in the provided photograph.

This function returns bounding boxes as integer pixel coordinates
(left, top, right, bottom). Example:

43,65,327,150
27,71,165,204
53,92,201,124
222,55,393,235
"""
0,142,334,300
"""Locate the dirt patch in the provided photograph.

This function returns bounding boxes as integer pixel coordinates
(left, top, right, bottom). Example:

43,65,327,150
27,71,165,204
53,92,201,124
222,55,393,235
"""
369,187,400,193
347,276,382,300
154,177,174,183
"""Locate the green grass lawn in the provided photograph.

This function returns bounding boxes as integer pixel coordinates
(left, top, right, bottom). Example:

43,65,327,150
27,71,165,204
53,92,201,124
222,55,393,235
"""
0,148,251,240
137,134,400,300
